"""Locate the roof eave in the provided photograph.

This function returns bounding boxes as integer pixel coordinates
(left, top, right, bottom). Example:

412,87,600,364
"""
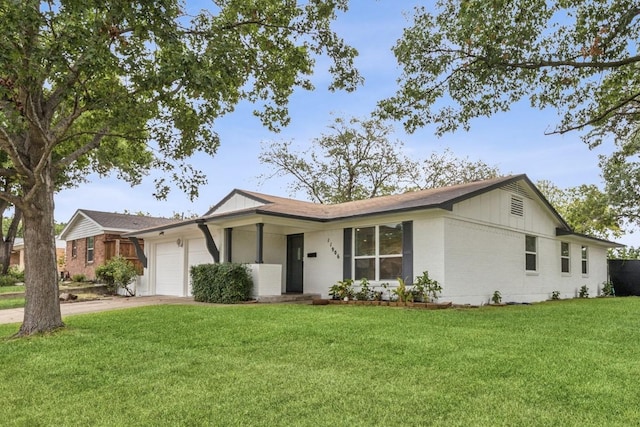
556,228,624,247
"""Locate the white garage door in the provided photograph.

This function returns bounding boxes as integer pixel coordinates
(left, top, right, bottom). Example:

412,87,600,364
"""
155,242,184,296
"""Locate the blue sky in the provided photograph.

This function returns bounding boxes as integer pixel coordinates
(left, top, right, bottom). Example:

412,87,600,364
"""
55,1,632,243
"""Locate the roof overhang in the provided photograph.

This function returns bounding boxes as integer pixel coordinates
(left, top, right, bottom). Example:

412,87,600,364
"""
556,228,624,248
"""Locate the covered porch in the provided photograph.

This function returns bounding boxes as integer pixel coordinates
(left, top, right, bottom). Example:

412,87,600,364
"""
198,215,324,301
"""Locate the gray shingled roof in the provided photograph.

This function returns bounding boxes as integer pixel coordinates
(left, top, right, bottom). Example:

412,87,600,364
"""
78,209,179,231
206,174,543,222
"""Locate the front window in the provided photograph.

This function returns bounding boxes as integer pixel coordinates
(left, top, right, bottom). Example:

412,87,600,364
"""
86,236,94,263
561,242,570,273
581,246,588,275
354,224,402,280
525,235,537,272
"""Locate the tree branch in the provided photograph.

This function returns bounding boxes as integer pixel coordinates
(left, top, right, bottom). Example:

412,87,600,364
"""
546,90,640,135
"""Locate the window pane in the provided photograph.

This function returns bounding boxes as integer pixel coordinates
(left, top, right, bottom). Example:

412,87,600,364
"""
561,242,569,257
379,223,402,255
526,253,536,271
355,258,375,280
355,227,375,256
380,257,403,280
582,260,588,275
525,235,536,252
581,246,588,260
561,257,569,273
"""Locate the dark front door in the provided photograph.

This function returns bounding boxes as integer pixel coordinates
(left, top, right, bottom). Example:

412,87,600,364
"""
286,234,304,293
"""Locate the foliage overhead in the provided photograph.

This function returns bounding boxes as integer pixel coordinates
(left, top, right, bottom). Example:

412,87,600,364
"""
378,0,640,148
259,116,499,204
0,0,361,202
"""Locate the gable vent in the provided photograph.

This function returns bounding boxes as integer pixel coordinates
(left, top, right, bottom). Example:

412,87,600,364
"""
501,182,533,199
510,196,524,217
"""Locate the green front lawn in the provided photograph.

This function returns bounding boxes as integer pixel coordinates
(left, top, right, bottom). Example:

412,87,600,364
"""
0,285,24,294
0,297,24,310
1,299,639,426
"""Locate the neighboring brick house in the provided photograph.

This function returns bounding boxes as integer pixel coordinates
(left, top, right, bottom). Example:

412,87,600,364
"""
59,210,178,280
10,238,67,273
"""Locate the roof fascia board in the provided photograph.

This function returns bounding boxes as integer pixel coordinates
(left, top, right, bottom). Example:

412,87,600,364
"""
556,228,624,247
60,210,104,240
204,189,272,216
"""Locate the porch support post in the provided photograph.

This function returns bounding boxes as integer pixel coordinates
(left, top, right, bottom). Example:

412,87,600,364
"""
128,237,147,269
224,228,232,263
196,220,220,263
256,223,264,264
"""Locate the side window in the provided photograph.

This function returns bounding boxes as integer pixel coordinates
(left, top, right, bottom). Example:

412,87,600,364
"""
561,242,570,273
525,235,537,272
581,246,588,275
71,240,77,259
86,236,95,263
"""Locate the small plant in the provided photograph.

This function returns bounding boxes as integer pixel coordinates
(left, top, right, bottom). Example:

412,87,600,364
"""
601,281,615,297
491,290,502,304
95,256,138,296
412,270,442,302
578,285,589,298
392,277,411,304
71,273,87,283
329,279,355,301
354,278,373,301
550,290,560,300
371,288,384,301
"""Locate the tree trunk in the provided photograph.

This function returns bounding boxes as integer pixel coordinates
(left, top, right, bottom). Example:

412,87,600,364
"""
1,207,22,275
17,176,63,336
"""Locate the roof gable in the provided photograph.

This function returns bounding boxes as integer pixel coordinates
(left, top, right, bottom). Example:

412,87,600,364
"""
60,209,178,240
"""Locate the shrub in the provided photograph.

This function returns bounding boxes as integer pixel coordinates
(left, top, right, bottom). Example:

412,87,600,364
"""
7,266,24,282
354,278,373,301
601,281,615,297
550,290,560,300
191,263,253,304
0,275,17,287
71,274,87,283
95,256,138,296
411,271,443,302
329,279,354,300
578,285,589,298
491,290,502,304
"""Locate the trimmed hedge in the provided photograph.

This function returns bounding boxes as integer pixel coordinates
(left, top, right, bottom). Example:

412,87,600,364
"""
190,263,253,304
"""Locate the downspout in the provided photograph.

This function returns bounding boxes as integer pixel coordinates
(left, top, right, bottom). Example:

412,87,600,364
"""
196,220,220,263
128,237,147,269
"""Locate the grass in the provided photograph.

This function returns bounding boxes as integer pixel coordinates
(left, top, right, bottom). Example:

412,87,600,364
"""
1,298,640,426
0,285,24,294
0,297,24,310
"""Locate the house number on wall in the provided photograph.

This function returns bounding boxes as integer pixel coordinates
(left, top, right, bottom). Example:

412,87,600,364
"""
327,238,340,259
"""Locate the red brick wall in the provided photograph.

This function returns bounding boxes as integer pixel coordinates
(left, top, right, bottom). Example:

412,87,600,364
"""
65,234,145,280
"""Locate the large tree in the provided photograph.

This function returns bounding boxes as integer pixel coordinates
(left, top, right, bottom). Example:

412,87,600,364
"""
377,1,640,230
0,0,360,336
536,180,623,240
379,1,639,143
259,116,499,203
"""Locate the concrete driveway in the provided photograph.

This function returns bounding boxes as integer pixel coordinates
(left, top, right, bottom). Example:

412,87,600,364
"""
0,296,201,325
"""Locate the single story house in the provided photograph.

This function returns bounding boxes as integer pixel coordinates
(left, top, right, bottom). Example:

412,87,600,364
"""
59,210,178,280
125,174,622,305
